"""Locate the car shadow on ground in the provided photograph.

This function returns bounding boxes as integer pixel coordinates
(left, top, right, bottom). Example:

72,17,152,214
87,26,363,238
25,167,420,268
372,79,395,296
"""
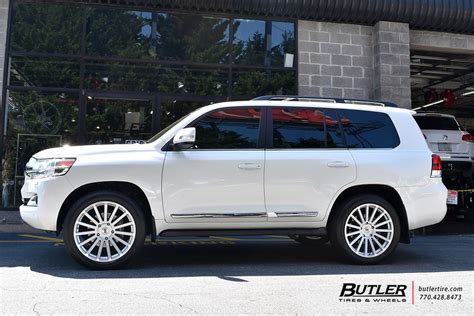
1,235,473,279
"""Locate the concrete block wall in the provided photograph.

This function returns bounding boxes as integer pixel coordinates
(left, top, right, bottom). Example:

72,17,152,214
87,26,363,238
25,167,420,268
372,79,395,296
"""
298,20,412,108
298,20,374,99
373,21,411,109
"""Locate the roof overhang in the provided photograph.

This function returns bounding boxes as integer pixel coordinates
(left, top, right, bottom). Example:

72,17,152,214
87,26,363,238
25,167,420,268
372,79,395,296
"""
33,0,474,35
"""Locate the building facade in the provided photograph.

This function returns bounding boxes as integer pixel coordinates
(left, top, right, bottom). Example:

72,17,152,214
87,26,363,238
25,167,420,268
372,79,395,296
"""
1,0,474,208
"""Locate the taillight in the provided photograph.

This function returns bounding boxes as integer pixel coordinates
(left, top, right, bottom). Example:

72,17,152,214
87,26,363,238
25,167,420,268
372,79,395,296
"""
431,154,442,178
462,134,474,143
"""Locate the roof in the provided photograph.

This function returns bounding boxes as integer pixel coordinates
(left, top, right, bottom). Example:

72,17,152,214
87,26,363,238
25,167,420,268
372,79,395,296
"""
65,0,474,35
201,100,414,116
253,95,399,107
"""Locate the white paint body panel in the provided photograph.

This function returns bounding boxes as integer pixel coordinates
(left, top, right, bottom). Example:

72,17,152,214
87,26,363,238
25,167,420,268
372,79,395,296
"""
162,150,265,222
265,149,355,221
19,100,447,235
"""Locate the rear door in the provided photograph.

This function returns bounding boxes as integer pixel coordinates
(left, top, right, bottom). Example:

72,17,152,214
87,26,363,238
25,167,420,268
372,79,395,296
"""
414,115,469,157
264,107,356,221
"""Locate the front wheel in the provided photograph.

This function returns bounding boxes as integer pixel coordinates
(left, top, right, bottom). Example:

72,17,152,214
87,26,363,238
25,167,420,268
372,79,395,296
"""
63,191,146,269
329,194,400,264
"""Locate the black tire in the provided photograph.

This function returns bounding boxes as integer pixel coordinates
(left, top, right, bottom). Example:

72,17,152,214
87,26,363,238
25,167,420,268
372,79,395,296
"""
289,235,329,245
63,191,146,269
328,194,400,264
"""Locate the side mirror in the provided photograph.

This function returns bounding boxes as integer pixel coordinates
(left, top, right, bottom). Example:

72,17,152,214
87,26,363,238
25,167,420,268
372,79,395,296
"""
172,127,196,147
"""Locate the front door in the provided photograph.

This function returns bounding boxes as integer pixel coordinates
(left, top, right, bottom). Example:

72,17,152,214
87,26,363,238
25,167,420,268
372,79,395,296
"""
162,107,266,223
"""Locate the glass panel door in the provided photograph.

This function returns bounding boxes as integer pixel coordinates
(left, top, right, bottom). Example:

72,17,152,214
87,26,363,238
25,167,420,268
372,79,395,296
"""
85,96,153,144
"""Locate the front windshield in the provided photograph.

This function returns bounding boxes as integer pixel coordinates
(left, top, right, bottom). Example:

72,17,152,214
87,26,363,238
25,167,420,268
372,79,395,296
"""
146,114,190,143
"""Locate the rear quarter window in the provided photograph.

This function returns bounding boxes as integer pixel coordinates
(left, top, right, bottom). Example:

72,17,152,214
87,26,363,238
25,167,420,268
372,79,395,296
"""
337,109,400,149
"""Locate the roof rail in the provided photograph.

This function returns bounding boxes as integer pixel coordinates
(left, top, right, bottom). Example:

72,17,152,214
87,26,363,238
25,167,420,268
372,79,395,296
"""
252,95,398,108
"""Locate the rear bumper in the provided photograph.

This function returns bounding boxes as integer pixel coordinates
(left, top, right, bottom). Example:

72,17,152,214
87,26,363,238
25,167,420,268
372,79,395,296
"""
398,180,448,230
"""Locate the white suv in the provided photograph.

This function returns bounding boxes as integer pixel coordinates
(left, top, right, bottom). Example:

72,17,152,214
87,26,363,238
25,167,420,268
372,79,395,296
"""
20,99,447,269
413,112,473,184
413,113,474,161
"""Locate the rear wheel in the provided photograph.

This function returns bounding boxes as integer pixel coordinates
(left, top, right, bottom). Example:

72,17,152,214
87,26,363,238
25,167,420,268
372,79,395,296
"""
63,191,146,269
329,194,400,264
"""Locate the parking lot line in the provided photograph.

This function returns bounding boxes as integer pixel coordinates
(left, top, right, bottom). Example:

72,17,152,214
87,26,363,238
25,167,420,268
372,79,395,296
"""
18,234,63,243
209,236,241,241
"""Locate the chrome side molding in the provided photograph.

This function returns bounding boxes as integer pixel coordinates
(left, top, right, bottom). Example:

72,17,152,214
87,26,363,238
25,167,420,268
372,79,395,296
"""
171,211,318,219
171,212,267,219
270,211,318,218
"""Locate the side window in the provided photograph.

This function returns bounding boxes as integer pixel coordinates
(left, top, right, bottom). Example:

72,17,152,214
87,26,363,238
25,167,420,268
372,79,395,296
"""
271,108,344,149
337,109,400,148
191,107,261,149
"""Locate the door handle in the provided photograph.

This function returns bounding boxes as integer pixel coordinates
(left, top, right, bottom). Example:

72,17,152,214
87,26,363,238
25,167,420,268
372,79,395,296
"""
238,163,262,170
327,161,350,168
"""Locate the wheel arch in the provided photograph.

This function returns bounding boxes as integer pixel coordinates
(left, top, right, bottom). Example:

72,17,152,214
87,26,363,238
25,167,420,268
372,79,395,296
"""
56,181,155,238
327,184,410,243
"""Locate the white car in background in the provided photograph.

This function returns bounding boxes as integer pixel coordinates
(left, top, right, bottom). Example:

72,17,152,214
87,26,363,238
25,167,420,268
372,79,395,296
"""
20,99,447,269
413,112,474,207
413,113,474,162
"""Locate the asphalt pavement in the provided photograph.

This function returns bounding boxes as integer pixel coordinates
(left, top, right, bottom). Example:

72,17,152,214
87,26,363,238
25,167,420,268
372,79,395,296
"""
0,232,473,314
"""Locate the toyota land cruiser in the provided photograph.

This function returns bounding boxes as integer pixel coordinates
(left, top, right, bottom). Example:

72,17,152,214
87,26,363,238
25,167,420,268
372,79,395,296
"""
20,98,447,268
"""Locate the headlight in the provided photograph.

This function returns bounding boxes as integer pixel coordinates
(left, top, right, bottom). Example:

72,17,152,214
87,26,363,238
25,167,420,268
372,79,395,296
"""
25,158,76,179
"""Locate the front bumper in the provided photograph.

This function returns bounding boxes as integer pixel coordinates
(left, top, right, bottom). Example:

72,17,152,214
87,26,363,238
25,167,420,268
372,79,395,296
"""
19,176,74,231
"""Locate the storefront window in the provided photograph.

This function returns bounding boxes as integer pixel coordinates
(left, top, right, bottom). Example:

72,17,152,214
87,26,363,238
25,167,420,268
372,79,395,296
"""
154,14,229,63
2,1,296,207
2,91,79,207
9,56,81,88
233,19,266,66
233,19,295,67
270,21,296,68
232,69,296,97
85,98,152,144
87,9,230,63
84,61,229,95
161,100,211,128
10,3,82,54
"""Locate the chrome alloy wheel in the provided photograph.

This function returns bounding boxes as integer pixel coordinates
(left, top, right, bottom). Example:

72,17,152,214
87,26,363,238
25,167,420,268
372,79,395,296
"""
344,203,394,258
73,201,136,262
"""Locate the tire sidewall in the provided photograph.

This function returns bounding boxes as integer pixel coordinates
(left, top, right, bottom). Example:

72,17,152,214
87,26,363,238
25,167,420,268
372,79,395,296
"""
329,194,400,264
63,191,146,269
